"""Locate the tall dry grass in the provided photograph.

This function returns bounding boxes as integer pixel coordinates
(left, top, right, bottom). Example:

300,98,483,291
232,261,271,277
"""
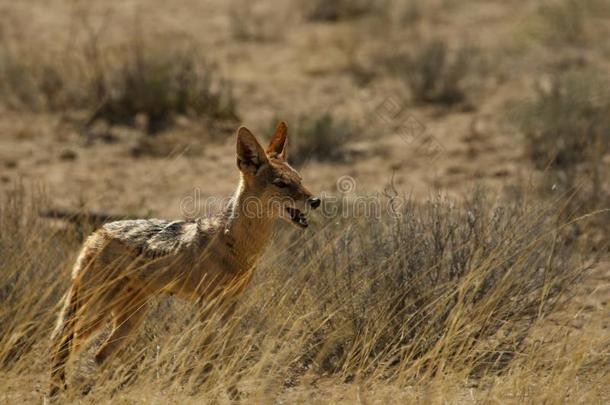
0,182,608,403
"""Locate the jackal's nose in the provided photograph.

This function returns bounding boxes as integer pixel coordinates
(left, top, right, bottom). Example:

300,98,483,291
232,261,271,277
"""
308,197,321,209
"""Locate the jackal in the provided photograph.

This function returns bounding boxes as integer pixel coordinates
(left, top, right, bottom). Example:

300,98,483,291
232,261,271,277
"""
49,122,320,397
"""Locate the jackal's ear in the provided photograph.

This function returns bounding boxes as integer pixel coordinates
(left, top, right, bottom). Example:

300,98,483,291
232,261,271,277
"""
237,126,268,174
266,121,288,160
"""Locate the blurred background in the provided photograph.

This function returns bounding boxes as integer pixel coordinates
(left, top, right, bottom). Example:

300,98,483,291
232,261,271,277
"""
1,0,608,218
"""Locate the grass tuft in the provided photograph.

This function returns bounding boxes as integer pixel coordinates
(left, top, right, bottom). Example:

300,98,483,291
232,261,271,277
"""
396,39,475,105
513,69,610,206
304,0,388,22
267,113,355,166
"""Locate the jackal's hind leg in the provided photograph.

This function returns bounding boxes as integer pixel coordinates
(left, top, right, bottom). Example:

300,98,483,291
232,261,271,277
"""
72,312,107,354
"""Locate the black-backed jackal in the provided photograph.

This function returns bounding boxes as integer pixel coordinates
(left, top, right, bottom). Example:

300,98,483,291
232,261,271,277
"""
49,122,320,397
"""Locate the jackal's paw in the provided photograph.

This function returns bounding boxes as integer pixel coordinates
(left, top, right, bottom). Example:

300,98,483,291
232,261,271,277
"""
73,358,100,396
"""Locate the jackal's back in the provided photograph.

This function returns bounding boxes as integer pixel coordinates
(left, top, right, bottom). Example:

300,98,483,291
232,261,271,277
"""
101,217,222,258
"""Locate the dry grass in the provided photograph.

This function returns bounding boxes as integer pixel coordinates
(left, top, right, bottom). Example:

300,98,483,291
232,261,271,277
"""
266,114,356,166
516,69,610,169
538,0,588,44
0,19,237,134
0,182,607,403
303,0,388,22
535,0,610,45
86,44,237,134
512,68,610,215
393,39,476,106
228,1,288,42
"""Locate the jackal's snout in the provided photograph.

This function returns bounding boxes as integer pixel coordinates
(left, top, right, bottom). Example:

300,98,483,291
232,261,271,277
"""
307,197,321,209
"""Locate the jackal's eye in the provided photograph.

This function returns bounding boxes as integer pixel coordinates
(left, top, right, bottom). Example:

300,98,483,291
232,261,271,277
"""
273,179,289,188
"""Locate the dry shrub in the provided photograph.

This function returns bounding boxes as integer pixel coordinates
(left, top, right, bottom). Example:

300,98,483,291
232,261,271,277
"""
229,1,288,42
304,0,388,22
510,69,610,251
0,23,237,134
399,1,421,25
516,69,610,170
0,38,70,111
1,181,605,402
538,0,587,44
395,39,475,105
267,114,355,166
513,69,610,213
536,0,610,45
267,187,583,379
87,45,237,134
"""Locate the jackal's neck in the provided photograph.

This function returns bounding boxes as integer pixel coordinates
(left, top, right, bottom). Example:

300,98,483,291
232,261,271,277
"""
220,176,275,262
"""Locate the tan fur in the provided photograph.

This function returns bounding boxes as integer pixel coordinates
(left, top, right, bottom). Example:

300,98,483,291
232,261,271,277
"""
49,122,318,397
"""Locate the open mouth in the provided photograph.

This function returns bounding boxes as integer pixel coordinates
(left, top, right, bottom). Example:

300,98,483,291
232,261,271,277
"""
285,207,308,228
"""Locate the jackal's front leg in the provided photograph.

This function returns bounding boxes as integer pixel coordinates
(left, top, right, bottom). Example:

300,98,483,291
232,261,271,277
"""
94,289,150,366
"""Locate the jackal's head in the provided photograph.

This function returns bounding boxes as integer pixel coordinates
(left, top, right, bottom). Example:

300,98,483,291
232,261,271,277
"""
236,122,320,229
